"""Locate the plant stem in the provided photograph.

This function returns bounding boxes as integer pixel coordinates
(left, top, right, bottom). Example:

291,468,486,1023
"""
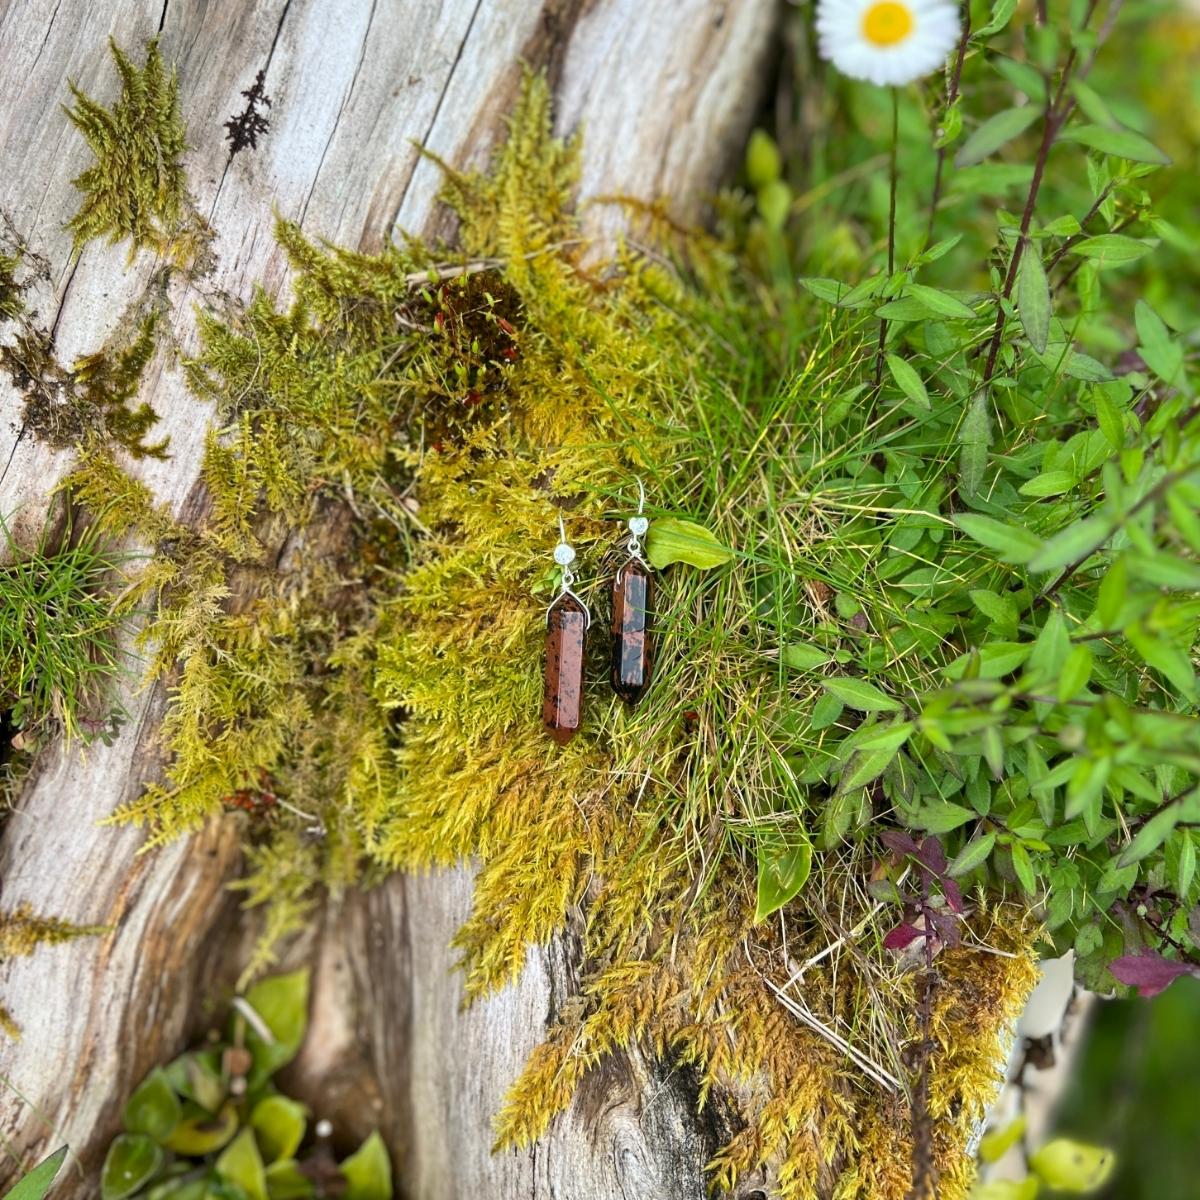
979,0,1103,389
874,88,900,389
926,13,971,248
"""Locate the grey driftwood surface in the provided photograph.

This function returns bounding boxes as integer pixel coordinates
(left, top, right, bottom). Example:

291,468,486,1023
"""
0,1,778,1196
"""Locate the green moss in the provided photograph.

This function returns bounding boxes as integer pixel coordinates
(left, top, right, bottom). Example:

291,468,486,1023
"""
0,903,109,1038
65,72,1039,1200
64,38,209,267
1,307,169,458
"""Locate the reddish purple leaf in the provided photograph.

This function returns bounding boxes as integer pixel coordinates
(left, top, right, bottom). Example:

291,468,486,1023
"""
1108,953,1200,998
915,836,948,877
884,922,926,951
880,830,920,858
929,909,962,948
942,878,964,914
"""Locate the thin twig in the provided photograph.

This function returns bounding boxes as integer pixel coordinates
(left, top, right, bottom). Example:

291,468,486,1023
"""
765,979,903,1092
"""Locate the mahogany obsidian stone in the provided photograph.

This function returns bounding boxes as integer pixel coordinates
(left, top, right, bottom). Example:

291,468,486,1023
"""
611,558,653,705
544,593,587,745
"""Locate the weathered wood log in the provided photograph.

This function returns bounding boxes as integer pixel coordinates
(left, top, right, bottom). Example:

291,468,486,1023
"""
0,1,777,1194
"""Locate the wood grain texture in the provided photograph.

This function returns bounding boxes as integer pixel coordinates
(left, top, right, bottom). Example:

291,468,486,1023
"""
0,1,778,1194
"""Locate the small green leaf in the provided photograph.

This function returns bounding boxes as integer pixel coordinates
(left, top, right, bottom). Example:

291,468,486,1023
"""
1125,622,1197,697
954,513,1043,563
341,1132,393,1200
123,1068,181,1141
251,1096,308,1164
163,1102,239,1156
1029,1139,1114,1192
903,284,977,319
781,642,828,671
979,1114,1027,1164
241,970,311,1088
992,57,1046,101
4,1148,69,1200
958,390,991,497
1062,123,1170,165
1069,79,1116,127
645,518,734,570
1070,234,1155,266
955,105,1042,167
915,801,976,834
265,1161,315,1200
1017,248,1051,353
1011,841,1037,894
822,676,902,713
101,1135,163,1200
216,1129,268,1200
1026,516,1110,573
948,831,996,877
1177,833,1196,898
842,724,911,790
1019,470,1074,498
1119,800,1189,869
1135,300,1185,389
745,129,782,188
810,691,843,730
755,836,813,922
970,589,1018,631
975,0,1018,38
757,179,792,231
797,277,851,305
886,354,931,410
163,1051,225,1114
1057,644,1093,702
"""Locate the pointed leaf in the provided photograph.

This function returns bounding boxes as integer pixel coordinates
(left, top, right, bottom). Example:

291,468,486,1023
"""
4,1148,69,1200
955,106,1042,167
646,518,733,570
822,676,902,713
1017,248,1051,353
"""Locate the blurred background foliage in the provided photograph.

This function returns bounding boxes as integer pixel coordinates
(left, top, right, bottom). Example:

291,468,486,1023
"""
1053,976,1200,1199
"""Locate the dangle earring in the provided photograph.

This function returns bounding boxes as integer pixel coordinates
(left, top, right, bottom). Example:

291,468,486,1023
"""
610,479,654,705
543,513,590,746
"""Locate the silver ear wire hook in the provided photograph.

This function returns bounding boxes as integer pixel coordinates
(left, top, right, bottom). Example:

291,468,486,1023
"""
548,511,591,629
626,477,650,562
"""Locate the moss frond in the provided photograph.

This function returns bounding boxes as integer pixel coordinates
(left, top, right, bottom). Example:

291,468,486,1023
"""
64,38,209,266
0,903,108,1037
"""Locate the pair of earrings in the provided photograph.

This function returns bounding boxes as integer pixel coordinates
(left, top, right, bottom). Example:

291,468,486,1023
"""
543,487,653,745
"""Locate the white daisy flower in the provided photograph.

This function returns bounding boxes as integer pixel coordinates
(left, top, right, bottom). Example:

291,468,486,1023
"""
815,0,963,88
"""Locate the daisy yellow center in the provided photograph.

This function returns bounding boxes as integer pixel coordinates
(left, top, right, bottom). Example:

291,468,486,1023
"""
861,1,915,47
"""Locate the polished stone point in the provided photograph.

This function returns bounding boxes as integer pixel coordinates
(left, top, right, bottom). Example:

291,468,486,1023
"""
544,592,587,744
611,557,653,705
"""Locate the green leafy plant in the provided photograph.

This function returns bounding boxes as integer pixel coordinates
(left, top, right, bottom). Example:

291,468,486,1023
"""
725,0,1200,998
99,970,391,1200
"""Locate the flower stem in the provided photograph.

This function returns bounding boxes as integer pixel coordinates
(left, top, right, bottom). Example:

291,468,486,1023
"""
874,88,900,388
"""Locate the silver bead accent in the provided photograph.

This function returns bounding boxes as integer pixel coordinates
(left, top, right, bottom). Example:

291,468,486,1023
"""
554,543,576,566
628,516,649,537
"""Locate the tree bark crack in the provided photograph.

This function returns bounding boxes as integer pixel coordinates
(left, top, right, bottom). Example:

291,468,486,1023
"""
297,0,379,228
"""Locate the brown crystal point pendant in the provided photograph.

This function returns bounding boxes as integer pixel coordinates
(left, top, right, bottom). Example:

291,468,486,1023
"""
611,558,654,705
544,592,587,745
